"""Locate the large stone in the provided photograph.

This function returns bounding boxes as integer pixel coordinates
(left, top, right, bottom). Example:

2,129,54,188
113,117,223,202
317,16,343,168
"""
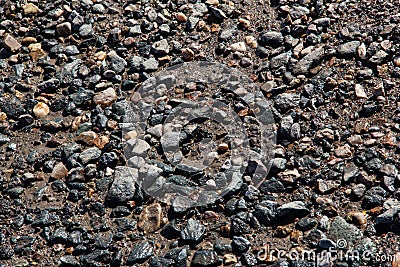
56,22,72,36
93,88,117,107
328,216,363,247
292,47,325,75
138,203,162,233
276,201,310,225
127,241,154,264
23,3,40,15
106,166,137,204
4,35,21,52
51,162,68,179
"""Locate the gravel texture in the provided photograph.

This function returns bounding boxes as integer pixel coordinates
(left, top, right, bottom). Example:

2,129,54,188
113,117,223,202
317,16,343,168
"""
1,0,400,266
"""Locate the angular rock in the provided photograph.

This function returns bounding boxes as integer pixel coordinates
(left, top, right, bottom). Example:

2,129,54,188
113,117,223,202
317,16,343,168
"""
51,162,68,179
138,203,162,233
127,241,154,264
106,166,137,204
93,88,117,107
181,218,205,243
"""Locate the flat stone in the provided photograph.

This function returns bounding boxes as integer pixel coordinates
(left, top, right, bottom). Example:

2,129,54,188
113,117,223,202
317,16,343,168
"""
4,35,21,52
127,241,154,264
191,250,220,267
33,102,50,118
138,203,162,233
355,84,367,98
93,88,117,107
51,162,68,179
56,22,72,36
181,218,206,243
23,3,40,15
106,166,137,204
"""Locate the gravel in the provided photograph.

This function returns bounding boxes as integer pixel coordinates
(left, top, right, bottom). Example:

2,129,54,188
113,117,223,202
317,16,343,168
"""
1,0,400,266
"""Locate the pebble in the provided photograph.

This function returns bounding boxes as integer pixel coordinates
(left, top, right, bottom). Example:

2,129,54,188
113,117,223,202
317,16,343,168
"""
191,250,220,267
56,22,72,36
4,35,22,52
181,218,205,243
355,84,367,98
33,102,50,118
230,42,246,52
93,88,117,107
127,241,154,264
23,3,40,15
51,162,68,179
138,203,162,233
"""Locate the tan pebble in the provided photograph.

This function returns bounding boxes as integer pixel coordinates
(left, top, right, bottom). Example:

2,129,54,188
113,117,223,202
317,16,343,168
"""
76,131,98,146
21,37,37,44
33,102,50,118
210,24,220,33
355,84,367,98
137,203,162,233
176,12,187,22
230,42,246,52
206,0,219,5
28,43,42,52
0,112,7,122
334,145,352,158
51,162,68,179
93,88,117,107
23,3,41,15
239,18,251,28
95,51,107,61
94,136,109,149
223,254,237,264
245,36,258,48
290,230,303,242
217,143,229,153
4,35,21,52
124,130,138,140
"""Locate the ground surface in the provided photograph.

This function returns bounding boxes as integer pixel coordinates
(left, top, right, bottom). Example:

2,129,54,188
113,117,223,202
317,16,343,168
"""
1,0,400,266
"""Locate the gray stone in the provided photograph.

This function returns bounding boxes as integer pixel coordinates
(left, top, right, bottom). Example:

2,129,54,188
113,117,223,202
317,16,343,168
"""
106,166,137,204
292,47,325,74
152,39,170,56
260,31,283,47
328,216,363,247
127,241,154,264
181,218,205,243
337,41,360,56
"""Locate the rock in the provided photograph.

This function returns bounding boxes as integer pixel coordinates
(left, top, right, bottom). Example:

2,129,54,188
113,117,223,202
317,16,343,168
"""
79,24,94,37
141,58,159,72
337,41,360,56
270,52,291,69
138,203,162,233
296,217,317,231
232,236,251,253
176,12,188,22
292,46,325,75
317,179,340,194
181,48,195,61
191,250,220,267
354,84,367,98
334,145,352,158
126,138,151,157
290,5,310,19
152,39,170,55
276,201,309,225
0,134,10,146
274,93,300,112
260,31,283,47
79,147,102,164
106,166,137,204
362,186,387,209
51,162,68,179
93,88,117,107
127,241,154,264
56,22,72,36
60,256,80,267
108,51,127,73
230,42,246,52
23,3,40,15
181,218,206,243
270,158,287,172
33,102,50,118
328,216,363,246
76,131,98,146
4,35,21,52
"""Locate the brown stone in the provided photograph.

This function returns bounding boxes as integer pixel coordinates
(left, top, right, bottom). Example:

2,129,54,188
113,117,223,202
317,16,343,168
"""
4,35,21,52
56,22,72,37
23,3,40,15
51,162,68,179
138,203,162,233
33,102,50,118
93,88,117,107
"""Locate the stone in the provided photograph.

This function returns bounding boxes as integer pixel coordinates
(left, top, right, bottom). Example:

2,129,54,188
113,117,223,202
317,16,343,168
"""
51,162,68,179
334,145,352,158
79,147,102,164
23,3,40,15
138,203,162,233
181,48,195,61
56,22,72,36
76,131,98,146
276,201,309,225
191,250,219,267
152,39,170,55
108,51,127,73
292,46,325,75
127,241,154,264
33,102,50,118
141,58,159,72
0,134,10,145
355,84,367,98
328,216,363,247
337,41,360,56
181,218,206,243
126,138,150,157
4,35,21,52
106,166,137,204
230,42,246,52
93,88,117,107
260,31,283,47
